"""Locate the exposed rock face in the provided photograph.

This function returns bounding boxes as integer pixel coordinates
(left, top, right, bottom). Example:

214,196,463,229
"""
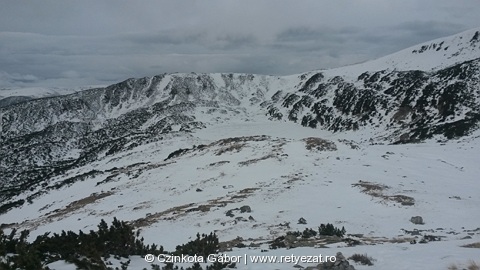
267,59,480,143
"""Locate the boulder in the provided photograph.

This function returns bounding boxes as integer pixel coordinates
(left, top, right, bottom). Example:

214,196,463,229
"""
410,216,424,225
240,205,252,213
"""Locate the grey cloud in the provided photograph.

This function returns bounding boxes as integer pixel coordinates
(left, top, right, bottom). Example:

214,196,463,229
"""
271,26,369,64
124,31,206,46
394,21,465,41
0,71,40,87
276,27,359,43
0,1,479,88
211,34,258,50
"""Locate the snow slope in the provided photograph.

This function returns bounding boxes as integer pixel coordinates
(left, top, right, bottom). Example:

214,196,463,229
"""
2,120,480,269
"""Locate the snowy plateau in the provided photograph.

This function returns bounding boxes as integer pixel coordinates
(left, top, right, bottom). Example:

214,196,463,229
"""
1,28,480,270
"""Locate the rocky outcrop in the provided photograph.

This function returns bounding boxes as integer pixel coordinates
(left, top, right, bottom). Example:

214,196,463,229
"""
267,58,480,143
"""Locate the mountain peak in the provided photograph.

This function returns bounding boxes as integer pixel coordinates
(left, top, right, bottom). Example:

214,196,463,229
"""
324,27,480,78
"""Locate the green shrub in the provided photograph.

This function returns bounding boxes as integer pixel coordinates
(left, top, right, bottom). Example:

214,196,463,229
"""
318,223,346,237
0,218,164,270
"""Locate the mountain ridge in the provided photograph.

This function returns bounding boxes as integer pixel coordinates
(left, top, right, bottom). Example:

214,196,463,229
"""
1,27,480,270
1,28,480,209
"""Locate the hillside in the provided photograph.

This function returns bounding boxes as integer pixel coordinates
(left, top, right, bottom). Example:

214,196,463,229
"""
1,27,480,270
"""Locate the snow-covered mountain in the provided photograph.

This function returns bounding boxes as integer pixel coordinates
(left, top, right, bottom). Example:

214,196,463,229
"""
325,27,480,75
1,28,480,270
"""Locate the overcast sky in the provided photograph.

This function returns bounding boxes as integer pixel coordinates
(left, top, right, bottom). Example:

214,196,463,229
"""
1,0,479,88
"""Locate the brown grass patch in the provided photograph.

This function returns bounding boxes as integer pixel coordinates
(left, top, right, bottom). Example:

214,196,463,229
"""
216,143,245,155
463,242,480,248
352,180,389,196
348,253,374,266
231,187,260,199
448,261,480,270
131,202,196,227
352,180,415,206
47,191,114,220
238,187,260,194
131,187,260,228
7,191,115,231
208,161,230,167
388,194,415,205
214,136,270,146
238,154,275,166
302,137,337,151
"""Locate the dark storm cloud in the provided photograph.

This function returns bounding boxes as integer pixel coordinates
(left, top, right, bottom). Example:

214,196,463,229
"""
0,0,479,88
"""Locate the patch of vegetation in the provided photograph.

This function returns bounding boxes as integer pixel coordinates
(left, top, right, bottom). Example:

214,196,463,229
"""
298,217,307,224
46,192,114,220
238,154,275,166
348,253,374,266
0,218,225,270
302,137,337,151
174,233,218,257
319,223,346,237
165,148,191,161
389,194,415,206
301,228,318,238
352,180,415,206
207,161,230,167
0,199,25,215
270,224,346,249
352,180,388,196
462,242,480,248
448,260,479,270
215,143,245,155
0,218,160,269
164,144,208,161
215,136,269,145
286,231,302,237
344,237,362,246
